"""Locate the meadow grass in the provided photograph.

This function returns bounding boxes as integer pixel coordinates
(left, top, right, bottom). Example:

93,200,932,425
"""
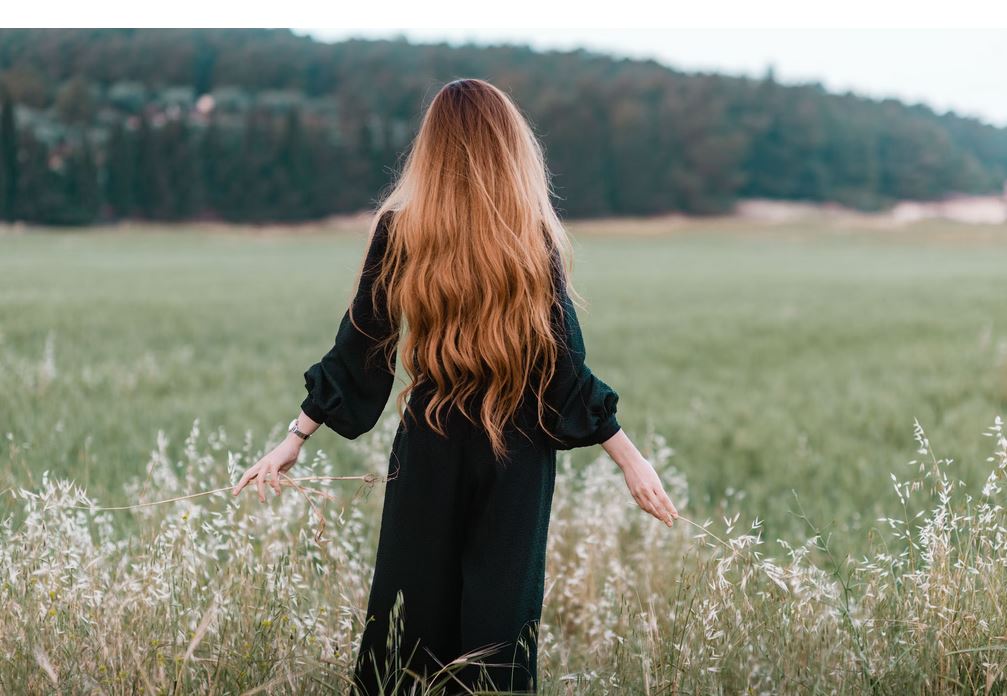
2,217,1007,692
2,218,1005,549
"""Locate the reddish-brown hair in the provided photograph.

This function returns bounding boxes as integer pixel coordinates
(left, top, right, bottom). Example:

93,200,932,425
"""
354,78,579,462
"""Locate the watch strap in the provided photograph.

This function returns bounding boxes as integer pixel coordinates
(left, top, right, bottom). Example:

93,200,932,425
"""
289,419,310,441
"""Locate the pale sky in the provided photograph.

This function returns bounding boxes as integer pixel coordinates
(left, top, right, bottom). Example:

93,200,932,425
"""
299,28,1007,127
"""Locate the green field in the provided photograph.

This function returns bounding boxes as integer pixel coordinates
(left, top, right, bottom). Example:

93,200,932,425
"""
4,218,1007,693
3,220,1006,551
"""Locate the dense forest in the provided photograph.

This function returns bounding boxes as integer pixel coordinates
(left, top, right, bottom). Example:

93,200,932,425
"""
0,28,1005,225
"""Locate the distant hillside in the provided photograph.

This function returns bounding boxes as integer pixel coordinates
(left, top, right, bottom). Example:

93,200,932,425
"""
0,28,1005,225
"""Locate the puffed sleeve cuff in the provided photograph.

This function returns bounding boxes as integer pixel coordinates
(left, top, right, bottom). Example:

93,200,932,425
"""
300,362,343,430
577,387,621,446
299,393,329,428
593,412,622,445
552,382,622,450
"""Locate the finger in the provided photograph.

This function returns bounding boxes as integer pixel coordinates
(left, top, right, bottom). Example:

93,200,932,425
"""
654,487,678,522
644,492,661,513
260,465,271,496
233,467,255,496
637,490,659,519
256,465,267,503
665,493,680,519
269,462,282,495
632,489,650,511
261,464,273,495
658,501,675,526
645,490,673,526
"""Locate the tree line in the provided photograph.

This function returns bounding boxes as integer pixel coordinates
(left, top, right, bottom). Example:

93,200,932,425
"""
0,29,1004,226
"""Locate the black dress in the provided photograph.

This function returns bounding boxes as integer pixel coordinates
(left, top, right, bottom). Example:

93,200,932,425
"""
300,211,621,694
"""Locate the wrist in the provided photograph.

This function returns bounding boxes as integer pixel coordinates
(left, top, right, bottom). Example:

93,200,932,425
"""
615,451,648,473
284,431,306,448
287,416,313,443
603,431,640,471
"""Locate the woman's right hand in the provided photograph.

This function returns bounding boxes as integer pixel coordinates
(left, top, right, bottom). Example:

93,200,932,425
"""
232,434,303,502
620,454,679,527
601,429,679,527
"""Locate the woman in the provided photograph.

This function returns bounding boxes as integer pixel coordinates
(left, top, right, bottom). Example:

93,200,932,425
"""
232,78,679,695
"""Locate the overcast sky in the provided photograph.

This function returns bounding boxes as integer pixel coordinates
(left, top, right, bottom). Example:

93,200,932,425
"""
299,28,1007,127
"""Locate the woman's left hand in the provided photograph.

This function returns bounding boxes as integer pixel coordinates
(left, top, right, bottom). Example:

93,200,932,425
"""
232,435,303,502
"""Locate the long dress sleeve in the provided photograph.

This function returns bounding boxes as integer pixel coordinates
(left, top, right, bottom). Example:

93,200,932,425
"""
300,212,398,439
542,254,622,450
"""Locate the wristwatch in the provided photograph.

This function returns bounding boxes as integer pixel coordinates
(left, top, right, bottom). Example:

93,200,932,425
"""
288,418,311,441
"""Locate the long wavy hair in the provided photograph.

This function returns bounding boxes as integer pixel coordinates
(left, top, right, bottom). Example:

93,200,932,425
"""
348,78,582,462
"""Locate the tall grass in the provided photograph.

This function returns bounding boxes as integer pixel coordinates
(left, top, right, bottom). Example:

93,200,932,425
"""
5,223,1007,692
4,224,1007,558
3,412,1006,693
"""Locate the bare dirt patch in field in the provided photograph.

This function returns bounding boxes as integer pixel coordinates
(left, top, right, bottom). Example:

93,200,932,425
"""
3,196,1005,246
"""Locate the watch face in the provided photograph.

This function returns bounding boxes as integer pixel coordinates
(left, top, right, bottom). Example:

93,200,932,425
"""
289,419,307,439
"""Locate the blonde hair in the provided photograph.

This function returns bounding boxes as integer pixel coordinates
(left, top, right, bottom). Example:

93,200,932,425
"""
354,77,579,462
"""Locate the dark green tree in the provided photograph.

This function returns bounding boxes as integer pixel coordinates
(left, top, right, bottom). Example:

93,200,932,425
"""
0,86,17,221
104,122,136,217
61,133,101,224
0,28,1005,224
